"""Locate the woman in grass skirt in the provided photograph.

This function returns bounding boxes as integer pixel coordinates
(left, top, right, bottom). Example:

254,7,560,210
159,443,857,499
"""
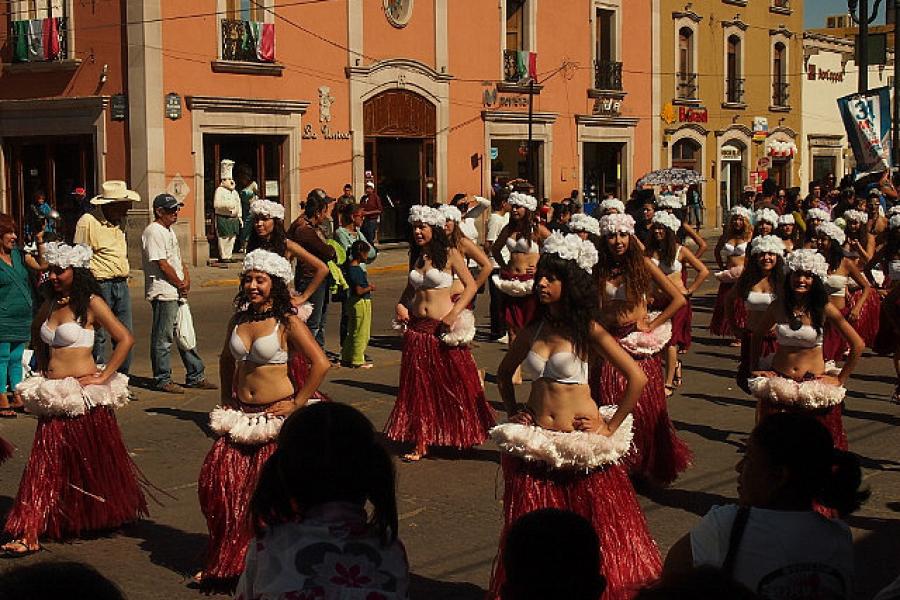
591,214,692,486
198,249,329,586
386,205,495,462
2,242,142,557
842,209,881,348
710,206,753,345
870,215,900,402
748,250,863,452
491,232,661,600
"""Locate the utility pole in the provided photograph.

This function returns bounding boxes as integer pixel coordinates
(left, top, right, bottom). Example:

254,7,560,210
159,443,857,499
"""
850,0,884,94
527,78,535,190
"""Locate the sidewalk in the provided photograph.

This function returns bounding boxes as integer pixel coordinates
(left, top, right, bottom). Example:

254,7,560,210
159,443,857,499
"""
126,246,411,289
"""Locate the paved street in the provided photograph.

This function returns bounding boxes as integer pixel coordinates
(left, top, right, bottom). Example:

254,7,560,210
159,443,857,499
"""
0,248,898,599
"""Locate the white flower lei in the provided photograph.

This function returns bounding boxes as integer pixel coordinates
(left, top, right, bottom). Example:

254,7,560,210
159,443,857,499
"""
249,199,285,221
816,221,846,245
806,208,832,222
542,232,599,274
569,213,600,235
753,208,779,227
508,191,538,212
44,242,92,269
600,198,625,213
750,235,785,256
438,204,462,223
599,213,635,236
408,204,445,227
843,209,868,224
785,249,828,279
651,212,681,233
242,249,293,283
891,214,900,230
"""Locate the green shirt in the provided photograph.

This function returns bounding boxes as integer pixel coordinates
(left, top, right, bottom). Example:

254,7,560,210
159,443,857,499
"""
0,248,34,342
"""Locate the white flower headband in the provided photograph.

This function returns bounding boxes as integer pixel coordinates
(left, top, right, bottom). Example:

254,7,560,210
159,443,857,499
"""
599,213,636,236
785,249,828,279
729,206,753,222
889,205,900,216
751,235,785,256
508,191,538,212
242,249,293,283
600,198,625,213
569,213,600,236
541,231,599,274
891,214,900,230
777,214,795,225
816,221,846,245
249,199,285,221
438,204,462,223
44,242,92,269
408,205,445,228
753,208,779,227
656,194,682,210
651,212,681,233
806,208,831,222
843,209,868,224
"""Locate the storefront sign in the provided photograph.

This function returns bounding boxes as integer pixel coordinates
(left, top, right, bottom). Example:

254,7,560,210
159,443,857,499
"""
678,106,707,123
482,87,529,109
807,65,844,83
592,96,622,117
720,145,741,161
302,123,351,140
165,93,182,120
752,117,768,141
111,94,127,121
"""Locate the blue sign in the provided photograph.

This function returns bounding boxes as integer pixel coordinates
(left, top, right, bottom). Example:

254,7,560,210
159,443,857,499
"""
489,147,499,161
837,86,892,174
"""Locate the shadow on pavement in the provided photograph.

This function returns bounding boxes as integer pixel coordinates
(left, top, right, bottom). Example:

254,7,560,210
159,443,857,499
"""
0,495,13,524
409,573,485,599
691,335,735,348
376,433,500,465
367,334,403,352
331,378,399,397
639,484,736,518
121,519,207,579
846,513,900,598
682,363,740,380
680,392,755,410
145,407,213,437
672,420,748,451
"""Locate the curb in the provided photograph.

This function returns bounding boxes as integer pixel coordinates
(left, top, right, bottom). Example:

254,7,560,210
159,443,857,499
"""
199,262,408,288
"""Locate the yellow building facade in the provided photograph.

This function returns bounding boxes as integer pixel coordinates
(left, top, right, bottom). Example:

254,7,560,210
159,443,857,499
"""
654,0,804,226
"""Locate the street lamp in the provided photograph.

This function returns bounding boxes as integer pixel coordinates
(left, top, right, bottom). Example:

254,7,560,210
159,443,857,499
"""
848,0,884,93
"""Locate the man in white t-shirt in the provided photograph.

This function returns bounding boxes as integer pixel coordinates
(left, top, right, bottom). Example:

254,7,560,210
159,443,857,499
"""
141,194,217,394
485,194,510,341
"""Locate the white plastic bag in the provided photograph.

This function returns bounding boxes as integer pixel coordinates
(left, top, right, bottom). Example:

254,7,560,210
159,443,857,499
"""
175,301,197,351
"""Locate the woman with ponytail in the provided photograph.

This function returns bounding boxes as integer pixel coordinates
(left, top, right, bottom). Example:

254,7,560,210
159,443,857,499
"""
664,413,867,597
236,402,409,599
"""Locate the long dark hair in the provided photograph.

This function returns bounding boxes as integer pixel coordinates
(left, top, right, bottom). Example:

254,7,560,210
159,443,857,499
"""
250,403,398,544
818,236,845,272
596,235,651,306
247,216,288,256
777,221,801,245
643,225,677,267
844,220,870,251
44,267,103,326
735,252,783,300
533,253,599,359
752,413,869,516
509,208,536,242
409,221,450,270
232,274,295,327
781,271,828,333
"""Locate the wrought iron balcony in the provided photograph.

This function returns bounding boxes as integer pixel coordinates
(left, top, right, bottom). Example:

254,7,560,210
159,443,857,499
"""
773,81,790,107
594,59,623,91
725,77,745,104
503,49,537,83
221,19,275,63
676,72,698,100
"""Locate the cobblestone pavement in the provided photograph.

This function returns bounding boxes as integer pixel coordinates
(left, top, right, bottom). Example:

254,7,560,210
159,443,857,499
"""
0,256,898,599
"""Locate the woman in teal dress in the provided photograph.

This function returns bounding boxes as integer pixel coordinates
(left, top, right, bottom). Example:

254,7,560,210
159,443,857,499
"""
0,215,47,417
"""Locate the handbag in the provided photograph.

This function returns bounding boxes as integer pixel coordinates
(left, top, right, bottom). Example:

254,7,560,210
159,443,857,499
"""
175,300,197,351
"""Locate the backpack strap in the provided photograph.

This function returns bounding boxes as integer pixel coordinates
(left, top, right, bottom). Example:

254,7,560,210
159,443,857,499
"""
723,506,751,576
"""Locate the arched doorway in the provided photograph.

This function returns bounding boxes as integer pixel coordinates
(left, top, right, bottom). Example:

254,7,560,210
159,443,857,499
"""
363,90,436,242
671,138,701,171
720,140,746,213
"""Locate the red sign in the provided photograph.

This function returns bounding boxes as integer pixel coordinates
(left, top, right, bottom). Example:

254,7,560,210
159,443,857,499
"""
679,106,708,123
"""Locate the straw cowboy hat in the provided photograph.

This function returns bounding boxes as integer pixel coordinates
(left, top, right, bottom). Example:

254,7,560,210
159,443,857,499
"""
90,180,141,205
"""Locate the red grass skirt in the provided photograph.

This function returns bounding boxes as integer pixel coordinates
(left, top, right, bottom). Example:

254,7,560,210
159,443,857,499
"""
758,398,847,451
847,288,881,348
590,326,692,485
500,273,537,331
0,435,12,464
709,282,747,337
823,304,852,361
670,302,693,350
198,432,277,582
873,295,900,355
3,406,148,541
288,352,329,401
737,331,778,394
489,455,662,600
384,317,495,449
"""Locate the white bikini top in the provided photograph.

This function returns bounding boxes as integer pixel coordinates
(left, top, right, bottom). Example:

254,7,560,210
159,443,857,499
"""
775,323,823,349
651,247,683,275
229,322,288,365
408,268,453,290
724,241,748,257
506,236,540,254
40,319,95,349
824,274,849,297
520,322,589,385
604,281,628,302
744,291,774,312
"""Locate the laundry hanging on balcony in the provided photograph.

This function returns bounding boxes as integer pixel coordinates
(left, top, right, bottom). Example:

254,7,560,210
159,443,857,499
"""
767,140,797,158
12,18,64,62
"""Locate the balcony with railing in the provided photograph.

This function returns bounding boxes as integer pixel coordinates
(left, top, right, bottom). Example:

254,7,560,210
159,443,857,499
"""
7,17,76,70
676,72,699,102
214,18,282,75
593,60,623,91
503,49,538,84
772,81,790,109
770,0,792,14
724,77,745,106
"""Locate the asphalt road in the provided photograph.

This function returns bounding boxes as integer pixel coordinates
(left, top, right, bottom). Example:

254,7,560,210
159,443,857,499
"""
0,262,898,599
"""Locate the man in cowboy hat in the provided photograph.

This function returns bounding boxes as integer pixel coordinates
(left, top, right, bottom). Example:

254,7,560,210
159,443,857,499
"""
74,180,140,374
